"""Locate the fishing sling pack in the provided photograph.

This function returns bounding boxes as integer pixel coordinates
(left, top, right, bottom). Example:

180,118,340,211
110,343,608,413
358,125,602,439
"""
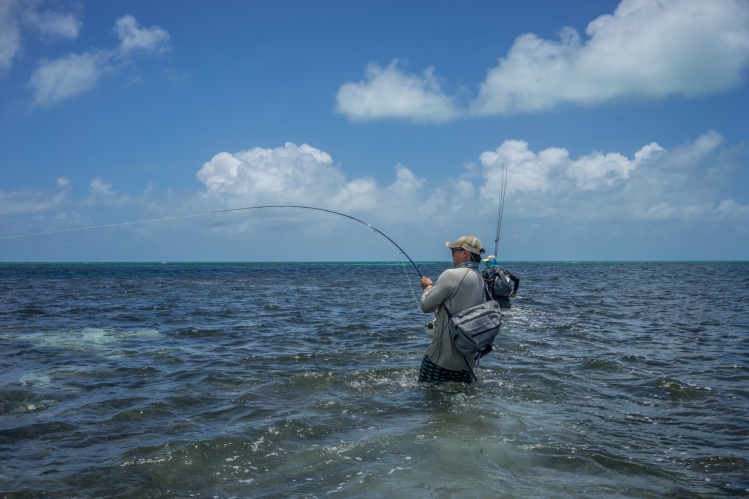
445,270,503,362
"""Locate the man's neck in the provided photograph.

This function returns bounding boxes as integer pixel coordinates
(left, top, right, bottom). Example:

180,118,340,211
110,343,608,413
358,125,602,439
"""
455,261,478,270
454,255,470,267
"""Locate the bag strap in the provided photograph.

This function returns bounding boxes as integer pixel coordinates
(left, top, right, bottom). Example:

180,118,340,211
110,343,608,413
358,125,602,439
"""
443,267,486,383
443,267,471,317
444,268,489,316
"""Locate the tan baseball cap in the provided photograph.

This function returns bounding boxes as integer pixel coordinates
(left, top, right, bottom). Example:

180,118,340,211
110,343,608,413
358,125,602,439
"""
445,236,484,255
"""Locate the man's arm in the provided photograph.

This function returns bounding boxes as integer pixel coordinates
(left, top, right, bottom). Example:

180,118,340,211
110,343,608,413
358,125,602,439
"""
420,270,458,313
505,269,520,294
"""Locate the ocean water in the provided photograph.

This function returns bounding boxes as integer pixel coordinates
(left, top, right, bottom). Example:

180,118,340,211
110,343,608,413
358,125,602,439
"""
1,261,747,498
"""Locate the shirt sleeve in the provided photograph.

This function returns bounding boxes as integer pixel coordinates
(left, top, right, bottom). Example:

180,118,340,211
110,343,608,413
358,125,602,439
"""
420,269,457,313
507,269,520,291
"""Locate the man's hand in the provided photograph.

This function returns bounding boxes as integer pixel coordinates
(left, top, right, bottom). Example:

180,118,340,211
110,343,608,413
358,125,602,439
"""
421,277,433,289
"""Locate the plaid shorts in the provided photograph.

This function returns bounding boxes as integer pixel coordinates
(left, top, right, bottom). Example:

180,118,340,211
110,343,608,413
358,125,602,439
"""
418,355,472,384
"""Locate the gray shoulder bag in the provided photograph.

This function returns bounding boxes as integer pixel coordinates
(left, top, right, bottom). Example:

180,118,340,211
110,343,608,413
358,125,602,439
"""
445,270,503,380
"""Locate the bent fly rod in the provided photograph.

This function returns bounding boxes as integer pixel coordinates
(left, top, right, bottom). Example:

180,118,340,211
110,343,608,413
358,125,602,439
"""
1,204,424,278
215,205,424,278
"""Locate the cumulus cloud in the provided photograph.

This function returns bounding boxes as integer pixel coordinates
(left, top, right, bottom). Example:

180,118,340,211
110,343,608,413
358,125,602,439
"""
336,0,749,121
477,130,745,223
1,133,744,237
197,143,344,203
191,137,747,233
336,60,461,123
196,143,433,225
472,0,749,114
28,14,170,107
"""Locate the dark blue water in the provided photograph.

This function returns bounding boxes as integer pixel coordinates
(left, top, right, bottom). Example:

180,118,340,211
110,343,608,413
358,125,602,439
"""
1,262,747,497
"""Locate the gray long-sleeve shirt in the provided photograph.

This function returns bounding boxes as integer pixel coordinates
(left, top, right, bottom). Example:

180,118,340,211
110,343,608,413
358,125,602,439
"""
420,266,485,371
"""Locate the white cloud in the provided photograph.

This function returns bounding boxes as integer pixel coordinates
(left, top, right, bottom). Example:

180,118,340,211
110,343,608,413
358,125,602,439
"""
23,6,81,40
0,0,23,77
83,177,131,207
477,131,746,223
114,14,169,56
29,51,107,106
716,198,749,218
336,60,461,123
473,0,749,115
0,176,72,215
196,142,433,226
0,0,80,78
336,0,749,121
566,151,636,191
2,134,745,258
192,136,747,235
197,142,343,203
27,14,170,107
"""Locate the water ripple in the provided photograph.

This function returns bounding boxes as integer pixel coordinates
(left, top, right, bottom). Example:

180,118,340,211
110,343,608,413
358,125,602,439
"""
0,262,747,497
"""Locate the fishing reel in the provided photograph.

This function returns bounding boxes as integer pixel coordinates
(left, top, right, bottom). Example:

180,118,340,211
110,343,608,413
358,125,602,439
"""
424,318,436,334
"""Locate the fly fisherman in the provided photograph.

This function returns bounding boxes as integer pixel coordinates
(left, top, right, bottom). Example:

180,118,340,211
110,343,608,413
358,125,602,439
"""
482,255,520,309
419,236,486,383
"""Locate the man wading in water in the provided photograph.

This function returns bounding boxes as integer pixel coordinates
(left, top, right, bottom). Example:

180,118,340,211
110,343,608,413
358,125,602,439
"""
482,255,520,309
418,236,486,383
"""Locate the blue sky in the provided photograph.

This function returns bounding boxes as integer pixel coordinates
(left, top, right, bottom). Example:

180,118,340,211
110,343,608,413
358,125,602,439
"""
1,0,748,262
